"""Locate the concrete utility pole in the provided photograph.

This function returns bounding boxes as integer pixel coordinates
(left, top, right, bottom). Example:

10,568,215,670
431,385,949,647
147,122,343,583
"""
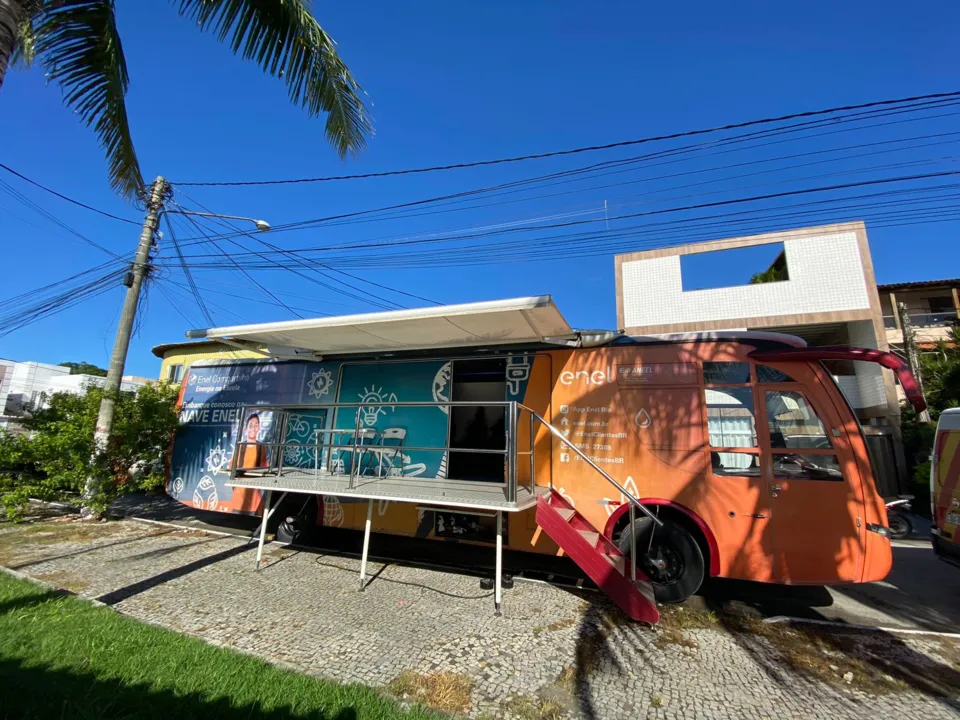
83,176,169,515
897,301,932,423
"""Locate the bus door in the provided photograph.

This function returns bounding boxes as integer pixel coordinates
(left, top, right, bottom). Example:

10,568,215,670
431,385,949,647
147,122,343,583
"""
754,363,863,584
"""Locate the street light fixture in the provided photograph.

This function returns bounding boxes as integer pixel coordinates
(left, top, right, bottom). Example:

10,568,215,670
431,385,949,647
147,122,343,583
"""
163,209,271,231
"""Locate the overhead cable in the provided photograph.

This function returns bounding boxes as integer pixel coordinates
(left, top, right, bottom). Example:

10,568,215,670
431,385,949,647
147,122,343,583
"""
173,90,960,186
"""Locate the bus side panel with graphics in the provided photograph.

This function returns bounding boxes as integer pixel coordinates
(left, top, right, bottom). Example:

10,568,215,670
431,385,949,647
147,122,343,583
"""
166,335,907,595
932,408,960,568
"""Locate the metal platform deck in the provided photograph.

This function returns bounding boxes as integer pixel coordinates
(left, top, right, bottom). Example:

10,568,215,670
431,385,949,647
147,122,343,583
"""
227,469,548,512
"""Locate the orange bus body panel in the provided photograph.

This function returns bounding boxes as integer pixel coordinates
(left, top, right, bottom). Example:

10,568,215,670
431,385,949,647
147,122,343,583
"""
168,338,891,588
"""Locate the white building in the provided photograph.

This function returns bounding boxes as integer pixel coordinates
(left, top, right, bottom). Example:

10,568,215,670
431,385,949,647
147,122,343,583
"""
0,360,150,431
615,221,906,492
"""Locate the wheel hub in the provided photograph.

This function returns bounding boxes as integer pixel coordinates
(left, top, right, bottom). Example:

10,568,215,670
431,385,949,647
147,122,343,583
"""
641,542,685,585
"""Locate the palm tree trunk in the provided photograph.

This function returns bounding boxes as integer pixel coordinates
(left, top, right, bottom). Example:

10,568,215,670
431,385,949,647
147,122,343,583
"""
0,0,25,90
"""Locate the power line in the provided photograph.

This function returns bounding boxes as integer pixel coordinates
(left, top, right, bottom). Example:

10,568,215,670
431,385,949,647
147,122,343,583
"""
163,179,960,272
170,208,306,319
169,98,960,247
173,90,960,186
0,162,139,225
0,263,127,338
168,169,960,265
172,188,440,307
167,204,398,313
164,215,215,326
0,178,123,258
173,125,958,265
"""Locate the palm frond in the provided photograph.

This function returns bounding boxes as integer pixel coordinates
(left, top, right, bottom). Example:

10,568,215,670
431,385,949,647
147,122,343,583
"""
34,0,143,199
9,0,40,68
176,0,372,158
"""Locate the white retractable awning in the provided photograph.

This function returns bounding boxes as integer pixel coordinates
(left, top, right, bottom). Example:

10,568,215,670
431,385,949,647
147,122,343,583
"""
185,296,573,355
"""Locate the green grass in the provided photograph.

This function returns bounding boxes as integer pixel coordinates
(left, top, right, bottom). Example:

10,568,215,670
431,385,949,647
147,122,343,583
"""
0,572,440,720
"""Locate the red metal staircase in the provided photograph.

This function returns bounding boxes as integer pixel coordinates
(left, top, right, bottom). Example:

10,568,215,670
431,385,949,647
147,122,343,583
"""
536,489,659,623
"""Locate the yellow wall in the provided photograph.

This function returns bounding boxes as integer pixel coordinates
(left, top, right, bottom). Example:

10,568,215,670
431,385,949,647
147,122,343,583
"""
157,344,262,381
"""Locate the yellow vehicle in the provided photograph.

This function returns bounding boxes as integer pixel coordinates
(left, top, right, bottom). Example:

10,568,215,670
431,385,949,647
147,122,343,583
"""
932,408,960,568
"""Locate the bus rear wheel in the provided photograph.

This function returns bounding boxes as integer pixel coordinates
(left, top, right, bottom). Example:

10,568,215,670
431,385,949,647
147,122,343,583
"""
617,517,705,604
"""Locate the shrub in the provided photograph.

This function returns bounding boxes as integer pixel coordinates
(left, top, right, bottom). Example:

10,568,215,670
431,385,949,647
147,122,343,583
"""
0,383,179,519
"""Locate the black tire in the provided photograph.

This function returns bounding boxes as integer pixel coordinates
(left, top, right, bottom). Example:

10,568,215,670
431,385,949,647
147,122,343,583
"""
617,517,705,604
887,512,911,540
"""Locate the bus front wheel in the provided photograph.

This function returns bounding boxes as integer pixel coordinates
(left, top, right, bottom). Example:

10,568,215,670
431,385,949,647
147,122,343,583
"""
617,518,705,604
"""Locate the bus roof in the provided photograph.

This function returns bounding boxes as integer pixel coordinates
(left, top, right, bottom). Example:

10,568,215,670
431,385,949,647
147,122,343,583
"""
184,296,811,357
185,296,575,355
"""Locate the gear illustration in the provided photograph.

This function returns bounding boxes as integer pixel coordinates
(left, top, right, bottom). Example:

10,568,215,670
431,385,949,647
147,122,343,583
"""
205,444,229,474
307,368,333,399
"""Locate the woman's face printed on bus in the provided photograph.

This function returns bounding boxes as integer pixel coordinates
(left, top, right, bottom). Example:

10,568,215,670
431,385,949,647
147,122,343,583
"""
245,415,260,441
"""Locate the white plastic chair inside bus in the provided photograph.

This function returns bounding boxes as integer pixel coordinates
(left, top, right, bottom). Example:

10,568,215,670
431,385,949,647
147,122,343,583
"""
365,428,407,477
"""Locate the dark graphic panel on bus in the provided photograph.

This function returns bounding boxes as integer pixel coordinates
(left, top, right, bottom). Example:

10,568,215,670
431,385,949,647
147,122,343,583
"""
168,361,339,513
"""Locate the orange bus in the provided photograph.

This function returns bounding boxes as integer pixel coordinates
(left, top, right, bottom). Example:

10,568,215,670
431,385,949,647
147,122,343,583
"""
932,408,960,568
168,297,925,622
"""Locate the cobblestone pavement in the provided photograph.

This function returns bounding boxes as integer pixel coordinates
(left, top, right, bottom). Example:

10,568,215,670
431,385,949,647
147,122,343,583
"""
2,517,959,720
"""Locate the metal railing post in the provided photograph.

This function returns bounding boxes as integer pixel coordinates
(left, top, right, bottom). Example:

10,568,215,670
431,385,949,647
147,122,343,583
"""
528,410,536,496
275,411,289,478
351,406,362,489
507,402,517,503
629,503,637,584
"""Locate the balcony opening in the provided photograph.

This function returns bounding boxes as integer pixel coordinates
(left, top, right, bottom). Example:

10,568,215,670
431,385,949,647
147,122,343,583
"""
680,242,789,292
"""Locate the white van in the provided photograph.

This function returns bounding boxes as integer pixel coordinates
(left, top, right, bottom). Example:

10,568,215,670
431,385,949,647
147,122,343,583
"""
931,408,960,568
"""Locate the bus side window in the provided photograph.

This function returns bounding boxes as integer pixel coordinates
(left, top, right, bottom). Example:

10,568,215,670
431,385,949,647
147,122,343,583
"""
764,390,842,482
756,364,796,383
703,362,759,477
764,390,831,450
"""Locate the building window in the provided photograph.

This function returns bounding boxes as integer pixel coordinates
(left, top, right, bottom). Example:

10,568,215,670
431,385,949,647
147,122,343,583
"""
167,364,184,383
928,296,955,314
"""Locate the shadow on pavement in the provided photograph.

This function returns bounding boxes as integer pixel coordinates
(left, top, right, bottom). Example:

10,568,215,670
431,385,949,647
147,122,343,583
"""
95,542,253,606
0,659,364,720
832,543,960,632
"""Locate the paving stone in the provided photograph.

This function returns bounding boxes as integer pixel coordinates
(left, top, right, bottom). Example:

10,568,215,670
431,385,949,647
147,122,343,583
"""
2,519,959,719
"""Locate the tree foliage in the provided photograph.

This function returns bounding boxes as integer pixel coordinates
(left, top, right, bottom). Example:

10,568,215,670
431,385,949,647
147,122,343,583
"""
900,326,960,516
2,0,371,199
918,326,960,415
749,266,787,284
58,360,107,377
0,382,179,519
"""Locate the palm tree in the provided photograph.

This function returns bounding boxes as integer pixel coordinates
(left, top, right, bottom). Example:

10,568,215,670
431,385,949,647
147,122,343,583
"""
0,0,371,199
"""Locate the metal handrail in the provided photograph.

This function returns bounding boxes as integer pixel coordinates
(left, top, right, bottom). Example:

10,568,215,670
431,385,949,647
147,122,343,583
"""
516,403,662,529
234,439,509,456
232,400,520,488
232,400,519,410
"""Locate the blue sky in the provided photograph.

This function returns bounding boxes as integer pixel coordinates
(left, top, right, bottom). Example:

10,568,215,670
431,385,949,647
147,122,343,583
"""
1,1,958,377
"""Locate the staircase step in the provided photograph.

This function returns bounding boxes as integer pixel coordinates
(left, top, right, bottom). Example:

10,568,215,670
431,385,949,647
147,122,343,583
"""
577,530,599,548
635,579,657,607
555,508,576,522
601,553,625,575
536,493,660,624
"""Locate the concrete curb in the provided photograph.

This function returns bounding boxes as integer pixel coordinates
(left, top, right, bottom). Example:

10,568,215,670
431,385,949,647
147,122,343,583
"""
125,515,247,541
0,564,109,608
